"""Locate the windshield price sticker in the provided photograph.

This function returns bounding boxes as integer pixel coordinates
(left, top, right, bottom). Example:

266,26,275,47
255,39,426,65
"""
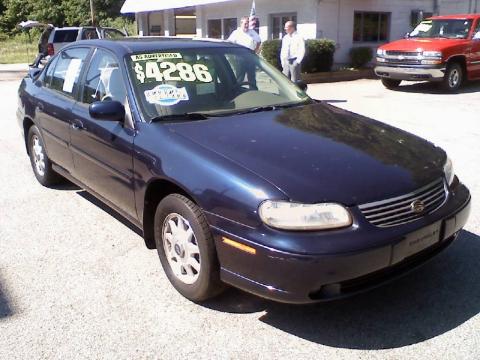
134,61,213,84
144,84,189,106
131,53,182,61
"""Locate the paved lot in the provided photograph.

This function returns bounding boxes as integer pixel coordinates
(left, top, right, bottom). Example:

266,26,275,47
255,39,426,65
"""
0,78,479,359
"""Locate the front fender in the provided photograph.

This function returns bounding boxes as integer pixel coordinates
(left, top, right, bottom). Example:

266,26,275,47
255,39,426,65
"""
133,123,288,228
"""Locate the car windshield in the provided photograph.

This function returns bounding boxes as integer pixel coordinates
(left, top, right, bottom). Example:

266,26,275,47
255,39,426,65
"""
127,47,310,121
410,19,473,39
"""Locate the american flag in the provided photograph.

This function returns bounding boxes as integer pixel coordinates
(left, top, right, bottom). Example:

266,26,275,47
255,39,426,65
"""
249,0,258,30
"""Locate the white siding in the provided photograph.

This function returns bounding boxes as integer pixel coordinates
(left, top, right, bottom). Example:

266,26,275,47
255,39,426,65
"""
136,0,475,65
319,0,436,64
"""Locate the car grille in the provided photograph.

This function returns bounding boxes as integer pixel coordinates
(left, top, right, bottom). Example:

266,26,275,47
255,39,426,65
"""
359,178,447,227
386,51,421,57
383,51,422,66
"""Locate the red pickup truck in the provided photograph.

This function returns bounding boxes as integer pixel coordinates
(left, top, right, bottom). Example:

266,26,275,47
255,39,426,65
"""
375,14,480,92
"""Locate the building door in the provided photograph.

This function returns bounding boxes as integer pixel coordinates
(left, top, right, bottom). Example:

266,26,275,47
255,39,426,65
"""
270,13,297,39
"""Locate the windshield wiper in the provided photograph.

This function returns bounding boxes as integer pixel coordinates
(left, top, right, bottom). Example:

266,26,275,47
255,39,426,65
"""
234,101,312,115
150,112,211,122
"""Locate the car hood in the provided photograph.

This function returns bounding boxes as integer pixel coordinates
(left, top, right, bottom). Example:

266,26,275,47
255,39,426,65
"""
167,102,446,205
380,38,468,52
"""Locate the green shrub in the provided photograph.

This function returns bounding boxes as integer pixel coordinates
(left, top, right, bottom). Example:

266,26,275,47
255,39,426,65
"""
99,17,137,36
260,39,282,70
261,38,336,73
349,46,373,68
303,39,335,73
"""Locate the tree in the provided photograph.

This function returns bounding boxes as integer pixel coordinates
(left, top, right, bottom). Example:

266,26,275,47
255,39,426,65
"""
0,0,127,34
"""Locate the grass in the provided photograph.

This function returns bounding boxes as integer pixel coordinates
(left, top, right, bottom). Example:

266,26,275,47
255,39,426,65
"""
0,35,37,64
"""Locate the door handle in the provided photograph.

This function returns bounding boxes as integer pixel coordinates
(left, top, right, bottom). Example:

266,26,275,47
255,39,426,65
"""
37,102,44,112
70,120,85,131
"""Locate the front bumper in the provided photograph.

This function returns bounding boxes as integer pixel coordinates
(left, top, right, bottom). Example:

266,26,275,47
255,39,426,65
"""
209,182,471,304
375,65,446,81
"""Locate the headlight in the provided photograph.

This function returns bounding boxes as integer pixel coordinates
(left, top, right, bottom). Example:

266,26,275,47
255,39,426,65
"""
443,157,454,186
376,48,386,57
423,51,442,58
258,201,352,230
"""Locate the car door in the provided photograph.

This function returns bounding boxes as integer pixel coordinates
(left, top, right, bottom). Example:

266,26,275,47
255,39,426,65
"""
35,47,90,173
70,48,137,219
469,19,480,79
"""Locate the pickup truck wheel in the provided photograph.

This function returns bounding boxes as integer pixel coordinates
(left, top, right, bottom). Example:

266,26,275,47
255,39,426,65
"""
154,194,224,302
27,125,62,186
442,63,463,92
381,78,401,89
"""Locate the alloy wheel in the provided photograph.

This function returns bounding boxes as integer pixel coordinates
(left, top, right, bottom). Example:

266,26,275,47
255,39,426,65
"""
31,135,46,177
162,213,201,285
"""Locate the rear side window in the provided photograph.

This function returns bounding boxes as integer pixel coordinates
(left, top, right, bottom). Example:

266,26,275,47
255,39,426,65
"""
50,48,90,96
81,29,99,40
43,55,60,88
53,30,79,43
82,49,126,105
103,29,125,39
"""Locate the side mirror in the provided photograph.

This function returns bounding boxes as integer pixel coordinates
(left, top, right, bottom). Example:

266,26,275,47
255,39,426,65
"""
89,100,125,122
295,80,308,91
404,32,410,39
28,67,42,79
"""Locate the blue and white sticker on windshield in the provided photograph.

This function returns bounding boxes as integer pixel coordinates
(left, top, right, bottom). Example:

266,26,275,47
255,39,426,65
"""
144,84,189,106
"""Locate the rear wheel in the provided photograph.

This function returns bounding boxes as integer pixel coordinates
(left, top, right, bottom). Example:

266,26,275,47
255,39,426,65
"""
27,125,62,186
442,63,463,92
154,194,225,302
381,78,402,89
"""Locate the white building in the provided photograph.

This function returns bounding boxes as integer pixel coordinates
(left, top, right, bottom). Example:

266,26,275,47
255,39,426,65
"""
121,0,479,64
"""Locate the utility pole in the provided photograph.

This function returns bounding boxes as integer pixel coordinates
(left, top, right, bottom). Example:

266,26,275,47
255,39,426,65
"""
90,0,95,26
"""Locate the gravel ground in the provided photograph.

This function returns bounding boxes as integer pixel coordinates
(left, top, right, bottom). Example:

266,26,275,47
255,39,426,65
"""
0,78,479,359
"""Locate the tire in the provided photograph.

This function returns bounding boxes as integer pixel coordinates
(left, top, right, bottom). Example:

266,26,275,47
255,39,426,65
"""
381,78,402,89
154,194,224,302
27,125,62,187
442,63,463,92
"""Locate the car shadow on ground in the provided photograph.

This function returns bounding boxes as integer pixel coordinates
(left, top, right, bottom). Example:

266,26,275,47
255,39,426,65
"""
392,81,480,94
205,230,480,350
75,190,143,238
0,275,14,319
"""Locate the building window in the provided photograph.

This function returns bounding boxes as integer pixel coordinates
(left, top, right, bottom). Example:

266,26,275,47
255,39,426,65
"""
175,6,196,37
207,18,238,39
353,12,390,42
208,19,222,38
224,18,238,38
270,13,297,39
410,10,433,28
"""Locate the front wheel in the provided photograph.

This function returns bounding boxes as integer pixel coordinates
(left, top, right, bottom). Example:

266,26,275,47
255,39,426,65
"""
442,63,463,92
154,194,225,302
381,78,401,89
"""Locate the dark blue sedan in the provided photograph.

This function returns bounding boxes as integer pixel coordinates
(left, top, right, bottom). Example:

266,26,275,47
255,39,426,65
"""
17,38,471,303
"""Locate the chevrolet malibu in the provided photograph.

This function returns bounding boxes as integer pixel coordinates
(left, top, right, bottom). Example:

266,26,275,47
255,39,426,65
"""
17,38,471,304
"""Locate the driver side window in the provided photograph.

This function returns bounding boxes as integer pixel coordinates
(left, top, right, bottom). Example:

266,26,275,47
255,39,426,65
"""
82,49,126,105
474,20,480,39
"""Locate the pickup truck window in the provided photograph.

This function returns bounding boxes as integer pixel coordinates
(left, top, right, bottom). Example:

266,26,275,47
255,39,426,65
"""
410,19,473,39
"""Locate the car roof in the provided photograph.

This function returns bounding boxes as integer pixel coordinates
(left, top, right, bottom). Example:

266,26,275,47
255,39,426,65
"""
69,36,244,56
427,13,480,20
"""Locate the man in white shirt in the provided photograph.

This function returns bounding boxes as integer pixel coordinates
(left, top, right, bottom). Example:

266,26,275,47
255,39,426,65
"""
280,21,305,82
227,16,261,89
228,16,261,53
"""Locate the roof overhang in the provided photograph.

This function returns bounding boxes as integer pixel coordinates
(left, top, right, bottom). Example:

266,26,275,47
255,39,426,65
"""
121,0,234,14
